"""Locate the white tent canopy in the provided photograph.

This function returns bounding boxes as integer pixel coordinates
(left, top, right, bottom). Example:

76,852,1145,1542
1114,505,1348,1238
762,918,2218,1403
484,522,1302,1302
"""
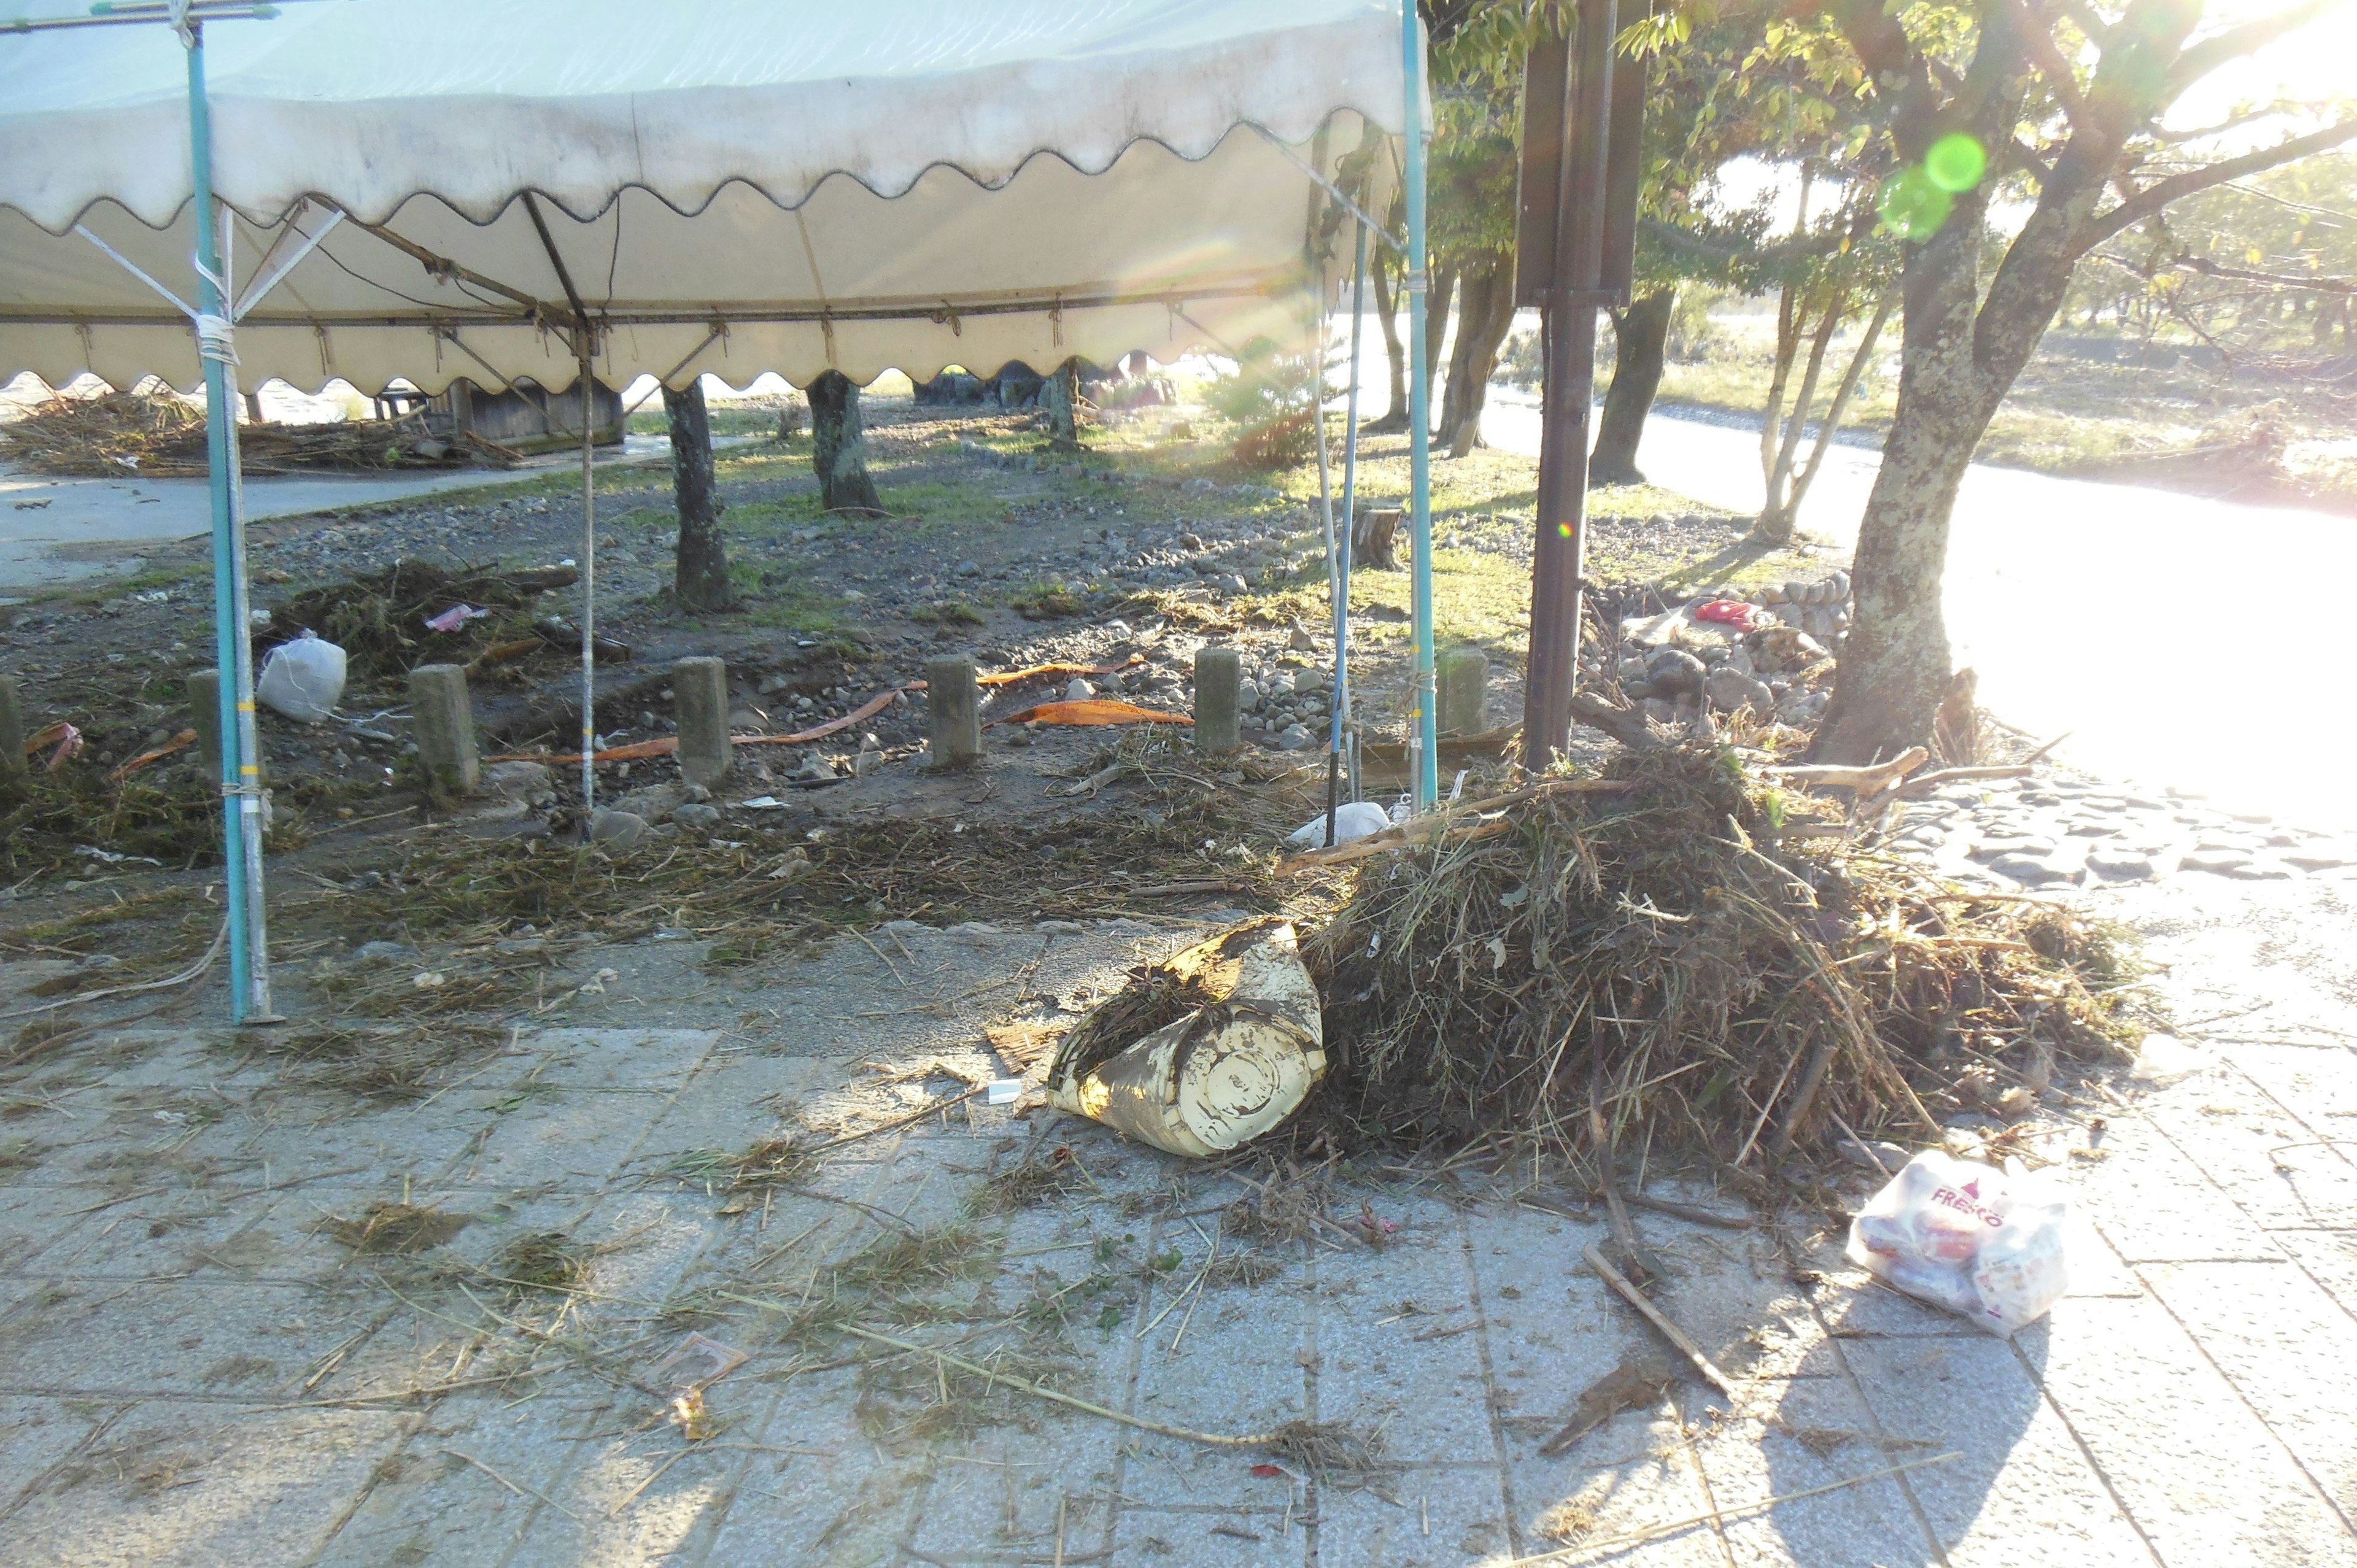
0,0,1411,393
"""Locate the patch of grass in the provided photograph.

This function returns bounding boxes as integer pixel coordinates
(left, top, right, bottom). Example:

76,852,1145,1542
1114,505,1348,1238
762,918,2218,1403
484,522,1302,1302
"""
324,1201,470,1255
487,1231,587,1294
910,599,985,627
232,1021,509,1103
1007,581,1088,620
969,1148,1089,1214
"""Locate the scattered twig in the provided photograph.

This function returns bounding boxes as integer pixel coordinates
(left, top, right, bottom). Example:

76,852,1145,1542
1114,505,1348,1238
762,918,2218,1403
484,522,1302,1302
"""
1584,1243,1738,1400
441,1447,582,1521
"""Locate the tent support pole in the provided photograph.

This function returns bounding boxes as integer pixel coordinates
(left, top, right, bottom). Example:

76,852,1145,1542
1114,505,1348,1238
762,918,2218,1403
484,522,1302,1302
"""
1310,271,1340,847
1335,219,1368,809
183,19,262,1023
1403,0,1436,810
577,346,597,822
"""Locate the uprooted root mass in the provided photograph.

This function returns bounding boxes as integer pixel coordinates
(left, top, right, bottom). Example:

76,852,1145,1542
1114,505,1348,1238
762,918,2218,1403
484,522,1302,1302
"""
1297,746,2138,1162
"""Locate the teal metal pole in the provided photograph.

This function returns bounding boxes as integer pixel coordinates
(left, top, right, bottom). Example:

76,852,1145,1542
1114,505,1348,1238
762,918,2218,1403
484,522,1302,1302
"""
184,22,253,1021
1403,0,1437,809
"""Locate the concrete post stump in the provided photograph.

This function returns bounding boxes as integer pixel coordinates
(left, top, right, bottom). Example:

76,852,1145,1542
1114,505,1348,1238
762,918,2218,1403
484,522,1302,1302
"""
185,668,223,779
672,656,732,788
1193,647,1240,754
0,673,25,781
925,655,981,766
409,663,479,800
1437,647,1489,736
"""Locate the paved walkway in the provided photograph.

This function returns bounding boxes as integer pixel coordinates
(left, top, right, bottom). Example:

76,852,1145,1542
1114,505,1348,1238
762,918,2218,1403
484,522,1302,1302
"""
0,790,2353,1566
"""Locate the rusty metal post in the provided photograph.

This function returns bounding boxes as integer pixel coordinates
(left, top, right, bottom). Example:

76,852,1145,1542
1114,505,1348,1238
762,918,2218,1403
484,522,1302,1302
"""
1517,0,1643,770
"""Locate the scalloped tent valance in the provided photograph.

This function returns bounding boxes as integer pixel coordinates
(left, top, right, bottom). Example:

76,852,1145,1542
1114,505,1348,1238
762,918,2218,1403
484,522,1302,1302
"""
0,0,1413,393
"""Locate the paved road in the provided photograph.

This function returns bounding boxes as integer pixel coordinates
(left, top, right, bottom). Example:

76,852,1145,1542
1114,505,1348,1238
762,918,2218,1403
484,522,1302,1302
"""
0,433,684,593
1482,392,2357,836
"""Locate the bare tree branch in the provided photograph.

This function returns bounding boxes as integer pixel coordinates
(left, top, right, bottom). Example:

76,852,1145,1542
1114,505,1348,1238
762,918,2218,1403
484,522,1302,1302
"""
2010,0,2088,126
2169,0,2340,93
1638,217,1847,268
2169,252,2357,295
2076,118,2357,253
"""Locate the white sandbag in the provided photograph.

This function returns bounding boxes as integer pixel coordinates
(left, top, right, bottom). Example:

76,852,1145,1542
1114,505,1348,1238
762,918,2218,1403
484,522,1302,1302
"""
1846,1149,2069,1336
1287,800,1391,847
255,630,347,722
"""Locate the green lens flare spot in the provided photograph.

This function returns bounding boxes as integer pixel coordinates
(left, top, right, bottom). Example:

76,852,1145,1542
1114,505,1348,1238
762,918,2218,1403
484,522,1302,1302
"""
1878,168,1953,240
1557,522,1574,538
1925,133,1988,193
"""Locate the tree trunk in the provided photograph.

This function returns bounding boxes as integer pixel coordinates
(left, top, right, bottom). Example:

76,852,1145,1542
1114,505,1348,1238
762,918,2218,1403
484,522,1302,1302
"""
664,380,737,612
1042,358,1080,448
1809,212,2003,764
1423,262,1457,412
1757,284,1845,544
1367,249,1411,434
1439,259,1517,457
808,370,883,515
1589,288,1674,485
1779,289,1895,530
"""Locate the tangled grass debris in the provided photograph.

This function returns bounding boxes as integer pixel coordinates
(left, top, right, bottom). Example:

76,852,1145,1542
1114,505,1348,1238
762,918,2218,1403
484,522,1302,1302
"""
1294,744,2141,1165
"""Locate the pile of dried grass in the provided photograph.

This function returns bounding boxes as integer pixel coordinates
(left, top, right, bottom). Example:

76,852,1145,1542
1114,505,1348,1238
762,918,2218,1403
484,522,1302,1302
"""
1299,745,2138,1164
266,560,578,680
0,389,517,477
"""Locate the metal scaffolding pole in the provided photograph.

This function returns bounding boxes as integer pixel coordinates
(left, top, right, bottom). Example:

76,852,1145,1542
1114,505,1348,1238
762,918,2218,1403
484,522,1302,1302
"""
1403,0,1437,811
183,18,269,1022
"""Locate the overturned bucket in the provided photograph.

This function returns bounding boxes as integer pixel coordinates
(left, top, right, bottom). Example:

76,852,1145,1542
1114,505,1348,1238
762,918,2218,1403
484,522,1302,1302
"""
1048,919,1325,1157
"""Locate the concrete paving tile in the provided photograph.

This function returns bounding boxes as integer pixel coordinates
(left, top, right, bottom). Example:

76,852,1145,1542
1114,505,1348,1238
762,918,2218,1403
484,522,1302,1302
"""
1695,1377,1928,1568
509,1026,719,1092
2028,1291,2357,1566
2143,1259,2357,1523
1501,1411,1730,1568
224,1099,506,1187
1110,1500,1303,1566
2274,1227,2357,1320
8,1184,304,1283
1307,1210,1495,1463
2146,1075,2357,1230
902,1424,1127,1564
1833,1335,2154,1568
0,1180,105,1275
6,1399,404,1568
2072,1110,2283,1262
1314,1467,1512,1567
0,1394,115,1519
312,1389,610,1566
692,1369,932,1566
1462,1205,1651,1435
0,1276,361,1398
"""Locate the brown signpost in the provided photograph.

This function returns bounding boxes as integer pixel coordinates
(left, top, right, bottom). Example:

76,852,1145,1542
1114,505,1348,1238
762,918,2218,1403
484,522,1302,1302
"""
1517,0,1647,769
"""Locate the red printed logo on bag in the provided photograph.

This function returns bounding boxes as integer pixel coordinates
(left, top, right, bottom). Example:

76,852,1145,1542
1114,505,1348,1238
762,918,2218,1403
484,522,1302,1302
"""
1931,1183,2006,1227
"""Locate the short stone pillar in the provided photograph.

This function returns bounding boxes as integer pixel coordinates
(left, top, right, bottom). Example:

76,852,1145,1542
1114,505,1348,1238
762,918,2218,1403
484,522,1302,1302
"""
185,668,223,779
924,655,981,766
672,656,732,788
1436,646,1489,736
409,663,479,800
1193,647,1240,754
0,673,26,782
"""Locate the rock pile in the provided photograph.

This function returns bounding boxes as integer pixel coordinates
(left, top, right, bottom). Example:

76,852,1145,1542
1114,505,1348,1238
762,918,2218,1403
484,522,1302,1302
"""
1239,657,1334,750
1757,571,1852,643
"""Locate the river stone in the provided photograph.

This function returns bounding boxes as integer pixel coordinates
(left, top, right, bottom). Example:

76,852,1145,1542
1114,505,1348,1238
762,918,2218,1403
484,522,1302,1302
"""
1705,665,1774,716
1645,648,1708,696
589,808,649,848
1275,722,1313,751
2085,849,2157,880
671,802,722,833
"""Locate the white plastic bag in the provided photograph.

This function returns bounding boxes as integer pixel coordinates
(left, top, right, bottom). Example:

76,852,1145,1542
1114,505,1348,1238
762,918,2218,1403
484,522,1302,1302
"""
1286,800,1391,848
1846,1149,2068,1336
255,630,347,722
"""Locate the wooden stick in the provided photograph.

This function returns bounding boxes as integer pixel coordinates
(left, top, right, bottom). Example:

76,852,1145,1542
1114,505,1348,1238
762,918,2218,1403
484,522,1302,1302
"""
1498,1453,1961,1565
1583,1243,1738,1399
1763,746,1928,795
824,1322,1282,1448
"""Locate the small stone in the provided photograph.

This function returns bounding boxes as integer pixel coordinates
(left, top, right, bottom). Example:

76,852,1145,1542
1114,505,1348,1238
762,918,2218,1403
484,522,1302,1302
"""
1066,678,1096,701
852,748,883,777
1275,723,1313,751
797,755,838,782
955,559,981,576
1830,569,1851,598
589,808,649,848
2084,849,2156,880
671,802,722,833
481,760,552,804
1704,665,1773,717
1289,622,1318,652
1644,648,1707,696
1991,852,2080,885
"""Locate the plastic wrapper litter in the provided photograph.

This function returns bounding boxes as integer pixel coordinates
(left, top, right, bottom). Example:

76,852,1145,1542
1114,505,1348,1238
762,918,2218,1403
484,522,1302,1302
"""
1846,1149,2069,1336
255,629,348,722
